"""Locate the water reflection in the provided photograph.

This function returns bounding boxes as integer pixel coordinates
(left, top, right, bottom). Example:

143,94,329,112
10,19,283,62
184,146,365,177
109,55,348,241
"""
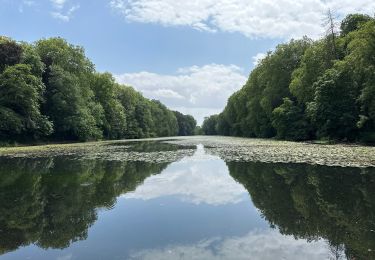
0,142,374,259
123,144,248,205
227,161,375,260
108,140,195,152
130,230,330,260
0,156,168,255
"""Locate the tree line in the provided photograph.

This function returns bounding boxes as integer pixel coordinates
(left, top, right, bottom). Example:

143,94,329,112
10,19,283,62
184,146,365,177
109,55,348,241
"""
202,13,375,143
0,37,197,144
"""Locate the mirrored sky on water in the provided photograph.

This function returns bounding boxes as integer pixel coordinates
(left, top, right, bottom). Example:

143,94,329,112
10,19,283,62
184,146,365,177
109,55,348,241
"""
1,144,337,260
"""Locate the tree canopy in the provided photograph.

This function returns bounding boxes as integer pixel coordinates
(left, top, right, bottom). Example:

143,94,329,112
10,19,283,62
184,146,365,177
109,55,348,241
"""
0,37,196,143
202,13,375,143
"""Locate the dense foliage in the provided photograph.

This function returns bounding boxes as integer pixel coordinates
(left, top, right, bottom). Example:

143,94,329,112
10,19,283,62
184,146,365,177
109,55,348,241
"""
173,111,197,136
0,37,195,143
203,13,375,143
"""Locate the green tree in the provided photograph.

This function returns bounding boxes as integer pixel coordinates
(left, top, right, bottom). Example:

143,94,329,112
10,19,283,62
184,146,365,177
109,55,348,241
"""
135,101,154,138
309,67,358,140
216,38,311,138
202,115,219,135
117,86,144,138
35,37,93,75
289,40,333,104
0,37,22,73
90,73,126,139
174,111,197,136
194,126,204,135
344,19,375,142
0,64,52,141
45,65,102,141
259,39,311,118
205,13,375,143
340,14,373,36
20,42,45,77
272,98,311,140
35,38,103,141
150,100,178,137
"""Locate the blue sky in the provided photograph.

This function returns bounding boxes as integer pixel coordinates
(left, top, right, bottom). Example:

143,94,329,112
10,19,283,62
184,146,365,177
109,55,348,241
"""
1,0,374,123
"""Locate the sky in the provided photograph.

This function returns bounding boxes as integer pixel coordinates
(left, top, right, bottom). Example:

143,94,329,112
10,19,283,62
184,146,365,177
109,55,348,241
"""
1,0,375,124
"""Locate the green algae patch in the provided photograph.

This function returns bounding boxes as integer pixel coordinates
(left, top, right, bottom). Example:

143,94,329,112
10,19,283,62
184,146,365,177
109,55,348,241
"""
164,136,375,168
0,141,109,157
0,139,195,163
1,136,374,167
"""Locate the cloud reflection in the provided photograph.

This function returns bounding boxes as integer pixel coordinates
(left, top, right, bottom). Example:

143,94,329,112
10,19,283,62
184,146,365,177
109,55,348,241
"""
129,229,332,260
122,145,248,205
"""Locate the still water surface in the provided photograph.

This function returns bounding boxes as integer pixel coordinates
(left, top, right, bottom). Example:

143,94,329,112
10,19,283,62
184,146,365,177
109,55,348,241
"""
1,140,374,259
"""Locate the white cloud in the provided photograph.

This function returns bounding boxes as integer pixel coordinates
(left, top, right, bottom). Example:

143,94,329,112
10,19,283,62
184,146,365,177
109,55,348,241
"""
4,0,78,18
110,0,375,39
130,229,334,260
49,0,79,22
51,11,69,21
51,4,79,22
252,52,267,66
122,145,249,205
114,64,247,124
50,0,66,9
154,89,184,99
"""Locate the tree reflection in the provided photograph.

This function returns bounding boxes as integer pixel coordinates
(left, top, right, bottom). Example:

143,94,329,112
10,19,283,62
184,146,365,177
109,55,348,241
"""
0,157,168,254
227,162,375,259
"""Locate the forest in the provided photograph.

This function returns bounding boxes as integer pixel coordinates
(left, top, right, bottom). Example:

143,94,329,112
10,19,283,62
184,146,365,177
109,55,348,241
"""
202,13,375,143
0,37,196,144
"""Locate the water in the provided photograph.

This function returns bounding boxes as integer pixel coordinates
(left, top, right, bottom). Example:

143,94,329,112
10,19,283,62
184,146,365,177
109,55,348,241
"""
0,140,374,259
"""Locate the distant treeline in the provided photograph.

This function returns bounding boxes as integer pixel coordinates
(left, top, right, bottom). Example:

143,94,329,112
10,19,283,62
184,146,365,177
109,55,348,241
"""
202,14,375,143
0,37,197,143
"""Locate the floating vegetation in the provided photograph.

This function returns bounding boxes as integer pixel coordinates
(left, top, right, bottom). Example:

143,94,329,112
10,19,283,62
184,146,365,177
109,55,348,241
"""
164,136,375,168
80,146,196,163
0,139,195,163
0,136,374,167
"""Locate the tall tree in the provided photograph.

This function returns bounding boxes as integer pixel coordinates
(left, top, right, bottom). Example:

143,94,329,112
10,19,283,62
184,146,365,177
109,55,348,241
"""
0,64,52,141
90,73,126,139
207,13,375,143
272,98,311,140
202,115,219,135
45,65,102,141
340,14,372,36
307,67,359,140
36,38,102,141
0,37,22,73
174,111,197,136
